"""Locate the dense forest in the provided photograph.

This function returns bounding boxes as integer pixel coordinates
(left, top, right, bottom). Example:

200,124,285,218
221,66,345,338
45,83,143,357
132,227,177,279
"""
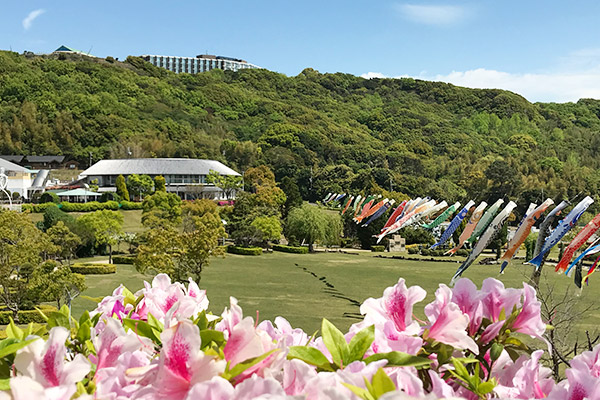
2,50,600,213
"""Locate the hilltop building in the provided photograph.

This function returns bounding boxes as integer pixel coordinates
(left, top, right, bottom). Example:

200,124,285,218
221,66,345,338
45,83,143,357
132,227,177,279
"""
0,158,35,199
79,158,241,200
141,54,259,74
53,45,95,57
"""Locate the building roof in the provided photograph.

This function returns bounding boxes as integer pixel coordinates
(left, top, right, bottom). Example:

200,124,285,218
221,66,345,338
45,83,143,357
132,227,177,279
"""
56,189,101,197
26,155,65,163
80,158,240,177
0,158,29,173
54,45,93,56
0,155,24,163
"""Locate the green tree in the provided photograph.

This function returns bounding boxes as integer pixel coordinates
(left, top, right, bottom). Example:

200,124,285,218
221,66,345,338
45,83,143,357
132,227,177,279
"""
47,221,82,266
116,174,130,200
135,199,226,282
31,263,87,309
0,210,55,321
154,175,166,192
285,204,341,251
127,174,154,200
206,170,243,200
251,216,282,245
141,191,182,228
280,176,303,218
78,210,124,264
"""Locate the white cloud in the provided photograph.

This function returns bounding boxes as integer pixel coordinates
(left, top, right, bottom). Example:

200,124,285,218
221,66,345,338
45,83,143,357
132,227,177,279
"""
22,9,45,30
397,4,469,26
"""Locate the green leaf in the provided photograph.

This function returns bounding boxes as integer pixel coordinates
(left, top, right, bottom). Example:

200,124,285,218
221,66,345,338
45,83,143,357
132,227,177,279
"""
76,319,92,344
490,343,504,361
287,346,334,371
0,378,10,391
194,310,209,331
224,349,279,380
47,311,71,330
341,382,376,400
6,319,23,340
347,325,374,363
478,381,496,395
321,318,349,367
371,368,396,397
147,313,164,332
0,339,37,359
365,352,432,368
123,319,161,343
79,311,91,326
200,330,225,349
33,307,49,322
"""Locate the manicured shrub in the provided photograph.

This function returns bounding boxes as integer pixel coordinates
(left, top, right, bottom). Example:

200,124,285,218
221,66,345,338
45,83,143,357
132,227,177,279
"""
226,246,262,255
112,255,135,264
371,245,385,252
407,247,419,254
100,192,122,203
0,305,57,325
40,192,60,203
272,244,309,254
455,249,470,257
22,202,57,213
120,201,143,210
70,263,116,274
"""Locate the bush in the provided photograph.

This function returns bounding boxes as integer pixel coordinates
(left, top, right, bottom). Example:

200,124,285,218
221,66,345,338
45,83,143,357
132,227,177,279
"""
226,246,262,256
371,245,386,252
100,192,122,203
112,255,135,264
408,247,419,254
272,244,309,254
70,263,116,274
0,305,57,325
120,201,143,210
455,249,470,257
40,192,60,203
60,201,120,212
22,203,57,213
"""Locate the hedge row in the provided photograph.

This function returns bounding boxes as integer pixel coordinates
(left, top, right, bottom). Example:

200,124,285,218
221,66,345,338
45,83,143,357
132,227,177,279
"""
371,245,386,252
70,263,116,274
112,255,135,264
0,305,57,325
272,244,309,254
227,246,263,256
23,201,144,213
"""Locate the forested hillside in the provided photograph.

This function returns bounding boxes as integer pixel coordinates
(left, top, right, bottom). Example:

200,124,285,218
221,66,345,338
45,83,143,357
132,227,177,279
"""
2,50,600,209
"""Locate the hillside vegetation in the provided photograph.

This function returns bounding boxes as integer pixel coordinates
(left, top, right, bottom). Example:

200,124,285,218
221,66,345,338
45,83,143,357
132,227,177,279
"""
2,50,600,213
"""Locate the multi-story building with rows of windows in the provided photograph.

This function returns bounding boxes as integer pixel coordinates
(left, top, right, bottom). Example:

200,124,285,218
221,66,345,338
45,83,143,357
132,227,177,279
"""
140,53,260,74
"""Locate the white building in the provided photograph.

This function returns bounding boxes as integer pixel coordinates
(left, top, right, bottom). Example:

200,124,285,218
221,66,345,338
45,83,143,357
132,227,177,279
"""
79,158,241,200
0,158,34,199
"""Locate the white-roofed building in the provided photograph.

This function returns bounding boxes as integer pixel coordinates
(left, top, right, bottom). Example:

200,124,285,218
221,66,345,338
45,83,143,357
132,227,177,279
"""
79,158,241,200
0,158,35,200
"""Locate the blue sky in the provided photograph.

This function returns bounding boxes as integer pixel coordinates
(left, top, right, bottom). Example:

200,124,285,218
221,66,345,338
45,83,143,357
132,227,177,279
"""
3,1,600,102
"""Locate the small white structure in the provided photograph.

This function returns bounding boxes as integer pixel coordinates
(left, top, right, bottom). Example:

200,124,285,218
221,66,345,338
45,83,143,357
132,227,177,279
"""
0,158,34,200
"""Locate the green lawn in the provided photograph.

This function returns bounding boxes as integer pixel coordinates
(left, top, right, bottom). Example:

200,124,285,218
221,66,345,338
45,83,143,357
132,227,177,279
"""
70,251,600,338
28,209,144,233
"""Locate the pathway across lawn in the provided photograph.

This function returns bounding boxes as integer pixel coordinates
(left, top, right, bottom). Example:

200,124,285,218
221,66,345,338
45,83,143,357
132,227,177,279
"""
71,251,600,337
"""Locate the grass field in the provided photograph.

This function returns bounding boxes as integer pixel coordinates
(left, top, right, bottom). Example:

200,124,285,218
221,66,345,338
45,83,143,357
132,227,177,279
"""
70,251,600,339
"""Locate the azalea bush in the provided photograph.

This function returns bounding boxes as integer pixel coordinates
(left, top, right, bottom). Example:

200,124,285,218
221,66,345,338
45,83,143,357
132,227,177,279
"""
0,273,597,399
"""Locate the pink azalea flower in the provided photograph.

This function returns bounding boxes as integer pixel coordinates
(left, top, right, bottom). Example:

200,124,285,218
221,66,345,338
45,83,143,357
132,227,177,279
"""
135,274,209,324
425,285,478,354
147,320,226,400
451,278,483,335
258,316,309,347
95,351,152,400
185,376,234,400
231,375,286,399
92,317,153,374
428,369,457,398
480,320,505,345
216,296,244,340
223,317,280,383
13,327,90,397
480,279,521,323
570,343,600,378
387,367,424,397
510,283,546,338
280,359,318,396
